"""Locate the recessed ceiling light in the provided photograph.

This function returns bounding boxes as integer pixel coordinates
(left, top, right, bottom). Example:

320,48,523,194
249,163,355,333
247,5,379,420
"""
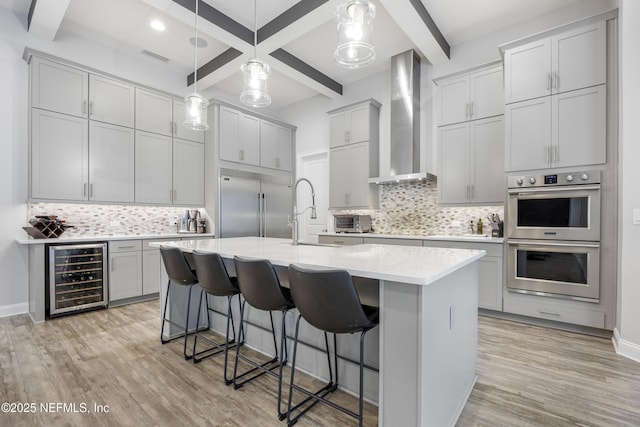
189,37,208,48
150,20,165,31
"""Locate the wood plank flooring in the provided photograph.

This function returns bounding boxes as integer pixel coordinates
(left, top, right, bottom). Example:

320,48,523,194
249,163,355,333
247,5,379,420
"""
1,300,639,426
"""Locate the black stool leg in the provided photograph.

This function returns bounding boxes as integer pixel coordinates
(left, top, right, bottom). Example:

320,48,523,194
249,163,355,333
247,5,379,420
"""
191,287,205,360
182,284,193,360
277,308,291,420
160,279,171,344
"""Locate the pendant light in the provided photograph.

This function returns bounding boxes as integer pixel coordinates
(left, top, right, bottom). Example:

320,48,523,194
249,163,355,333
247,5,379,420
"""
240,0,271,108
183,0,209,131
334,0,376,69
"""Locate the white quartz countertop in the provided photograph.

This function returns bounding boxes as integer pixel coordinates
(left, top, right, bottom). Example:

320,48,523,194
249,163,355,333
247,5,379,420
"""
320,232,504,244
151,237,485,286
15,233,215,245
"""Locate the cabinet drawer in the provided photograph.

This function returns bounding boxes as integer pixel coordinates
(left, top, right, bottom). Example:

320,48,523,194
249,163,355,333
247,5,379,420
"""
363,237,422,246
318,235,364,246
143,239,177,251
422,239,503,257
503,292,605,329
109,240,142,253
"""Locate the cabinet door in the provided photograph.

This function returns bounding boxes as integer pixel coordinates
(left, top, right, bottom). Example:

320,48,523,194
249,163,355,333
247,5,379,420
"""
31,57,88,118
135,131,172,204
553,21,606,94
329,112,348,148
471,117,504,203
553,85,606,168
438,123,470,204
329,146,350,208
469,66,504,120
173,100,205,143
142,249,161,295
135,88,173,136
89,122,134,202
173,138,204,206
348,105,370,144
31,109,88,200
88,75,135,127
239,114,260,165
348,142,370,207
260,120,278,169
109,251,142,301
219,107,240,161
437,76,469,126
478,256,502,311
276,126,293,171
504,38,551,104
505,97,551,172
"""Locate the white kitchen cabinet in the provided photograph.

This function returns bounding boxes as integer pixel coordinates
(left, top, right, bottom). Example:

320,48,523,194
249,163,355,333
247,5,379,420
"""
31,109,88,201
88,74,135,127
438,116,504,204
318,235,364,246
109,240,143,302
30,57,88,118
328,100,380,148
437,65,504,126
142,239,167,296
505,85,606,171
504,21,606,104
135,88,173,136
260,120,293,171
173,138,205,206
219,106,260,166
422,239,503,311
135,130,173,204
173,100,206,143
329,142,374,208
89,121,135,203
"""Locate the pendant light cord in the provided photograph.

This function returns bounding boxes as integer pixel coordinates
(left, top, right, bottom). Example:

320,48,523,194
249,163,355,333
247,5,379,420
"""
194,0,199,93
253,0,257,58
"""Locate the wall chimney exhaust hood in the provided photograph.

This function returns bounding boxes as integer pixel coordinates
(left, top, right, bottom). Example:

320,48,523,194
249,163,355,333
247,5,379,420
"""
369,49,433,184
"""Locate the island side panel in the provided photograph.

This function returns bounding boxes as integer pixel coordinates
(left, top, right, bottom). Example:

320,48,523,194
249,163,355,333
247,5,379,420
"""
380,262,479,427
420,262,478,427
29,244,45,323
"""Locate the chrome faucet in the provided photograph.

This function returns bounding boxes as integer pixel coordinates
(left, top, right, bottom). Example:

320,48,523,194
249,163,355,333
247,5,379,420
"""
291,178,317,245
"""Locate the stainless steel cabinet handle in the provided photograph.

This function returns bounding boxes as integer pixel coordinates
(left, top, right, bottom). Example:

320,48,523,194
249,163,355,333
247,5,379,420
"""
239,149,245,161
90,183,93,198
170,121,173,135
174,122,177,136
83,183,87,197
547,72,552,91
118,245,135,249
470,185,474,200
554,145,559,164
545,145,549,164
89,101,93,116
538,310,560,317
554,71,559,90
83,101,87,115
469,101,474,119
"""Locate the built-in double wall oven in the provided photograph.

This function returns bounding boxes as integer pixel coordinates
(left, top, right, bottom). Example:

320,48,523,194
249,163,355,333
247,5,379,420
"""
506,171,601,301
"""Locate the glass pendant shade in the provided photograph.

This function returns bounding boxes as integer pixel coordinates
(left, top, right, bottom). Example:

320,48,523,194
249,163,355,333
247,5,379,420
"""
240,59,272,108
334,0,376,68
183,93,209,131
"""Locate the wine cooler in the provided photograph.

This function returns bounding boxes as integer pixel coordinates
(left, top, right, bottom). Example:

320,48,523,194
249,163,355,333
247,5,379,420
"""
47,242,108,317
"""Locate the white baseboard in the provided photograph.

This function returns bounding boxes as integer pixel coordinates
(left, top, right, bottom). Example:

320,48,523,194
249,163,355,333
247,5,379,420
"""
0,302,28,318
612,328,640,363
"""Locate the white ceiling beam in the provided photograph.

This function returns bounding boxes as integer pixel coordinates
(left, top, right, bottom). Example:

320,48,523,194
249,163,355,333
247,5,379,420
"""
378,0,450,65
28,0,71,41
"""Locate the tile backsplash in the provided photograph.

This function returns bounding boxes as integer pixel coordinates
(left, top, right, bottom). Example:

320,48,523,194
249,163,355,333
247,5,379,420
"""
27,203,208,236
334,179,504,236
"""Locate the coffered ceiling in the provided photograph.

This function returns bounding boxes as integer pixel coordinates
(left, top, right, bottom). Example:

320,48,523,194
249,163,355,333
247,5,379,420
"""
2,0,588,108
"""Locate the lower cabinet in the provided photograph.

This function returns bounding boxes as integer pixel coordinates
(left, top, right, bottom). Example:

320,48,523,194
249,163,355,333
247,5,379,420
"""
318,235,364,246
142,239,170,295
109,240,143,301
422,239,503,311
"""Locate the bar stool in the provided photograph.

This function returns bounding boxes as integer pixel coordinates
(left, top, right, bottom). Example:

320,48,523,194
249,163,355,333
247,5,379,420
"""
286,264,379,427
191,251,241,384
232,256,295,420
160,246,206,360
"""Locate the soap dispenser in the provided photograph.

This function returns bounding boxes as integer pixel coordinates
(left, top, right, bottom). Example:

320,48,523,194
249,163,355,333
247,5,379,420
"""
477,218,483,235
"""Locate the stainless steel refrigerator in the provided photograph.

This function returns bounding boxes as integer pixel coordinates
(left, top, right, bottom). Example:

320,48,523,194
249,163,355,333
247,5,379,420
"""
219,173,292,238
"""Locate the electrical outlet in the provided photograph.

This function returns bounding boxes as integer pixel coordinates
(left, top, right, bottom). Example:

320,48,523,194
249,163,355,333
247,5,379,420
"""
109,220,121,227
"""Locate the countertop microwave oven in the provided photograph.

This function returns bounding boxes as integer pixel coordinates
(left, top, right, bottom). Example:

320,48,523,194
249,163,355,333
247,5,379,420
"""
334,215,372,233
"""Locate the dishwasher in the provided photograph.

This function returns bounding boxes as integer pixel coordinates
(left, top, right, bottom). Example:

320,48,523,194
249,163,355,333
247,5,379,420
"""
46,242,108,317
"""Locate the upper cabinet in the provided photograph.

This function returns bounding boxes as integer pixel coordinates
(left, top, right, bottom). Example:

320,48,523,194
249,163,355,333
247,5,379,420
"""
504,21,606,104
173,100,205,143
437,65,504,126
260,120,293,171
329,100,380,148
88,75,135,128
135,88,173,136
31,57,88,118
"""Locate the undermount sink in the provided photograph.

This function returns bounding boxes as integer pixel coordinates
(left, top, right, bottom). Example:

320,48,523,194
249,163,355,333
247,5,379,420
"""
283,241,341,248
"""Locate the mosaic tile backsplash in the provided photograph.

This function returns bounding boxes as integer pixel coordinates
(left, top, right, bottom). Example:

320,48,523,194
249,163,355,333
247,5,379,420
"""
27,203,208,237
335,179,504,236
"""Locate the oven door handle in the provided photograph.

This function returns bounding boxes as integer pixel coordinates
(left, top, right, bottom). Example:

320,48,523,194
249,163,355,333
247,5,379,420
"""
508,184,601,195
508,239,600,248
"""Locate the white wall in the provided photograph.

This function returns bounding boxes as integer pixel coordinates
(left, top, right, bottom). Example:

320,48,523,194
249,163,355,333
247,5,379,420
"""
616,0,640,361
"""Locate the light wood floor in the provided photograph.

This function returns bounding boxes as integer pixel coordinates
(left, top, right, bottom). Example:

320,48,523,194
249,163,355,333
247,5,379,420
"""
1,301,639,426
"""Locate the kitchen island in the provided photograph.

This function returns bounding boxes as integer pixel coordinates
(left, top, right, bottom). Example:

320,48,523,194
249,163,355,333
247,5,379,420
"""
154,237,485,427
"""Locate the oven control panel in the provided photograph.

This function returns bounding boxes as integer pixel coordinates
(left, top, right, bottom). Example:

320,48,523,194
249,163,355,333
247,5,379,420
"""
508,171,601,188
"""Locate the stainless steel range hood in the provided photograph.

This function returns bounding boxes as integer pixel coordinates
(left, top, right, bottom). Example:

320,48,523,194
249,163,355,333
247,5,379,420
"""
369,50,433,184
